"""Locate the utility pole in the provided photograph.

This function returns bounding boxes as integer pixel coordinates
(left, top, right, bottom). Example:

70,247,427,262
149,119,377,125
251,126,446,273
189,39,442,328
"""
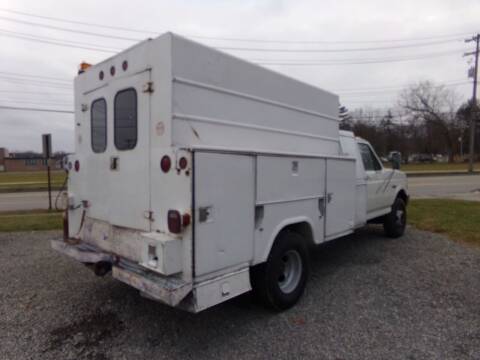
42,134,52,211
465,34,479,173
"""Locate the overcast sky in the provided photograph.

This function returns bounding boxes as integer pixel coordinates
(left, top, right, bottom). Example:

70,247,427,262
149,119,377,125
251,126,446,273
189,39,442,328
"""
0,0,478,152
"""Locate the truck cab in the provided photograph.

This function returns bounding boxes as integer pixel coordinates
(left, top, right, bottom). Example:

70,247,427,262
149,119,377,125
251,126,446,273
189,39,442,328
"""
340,130,408,236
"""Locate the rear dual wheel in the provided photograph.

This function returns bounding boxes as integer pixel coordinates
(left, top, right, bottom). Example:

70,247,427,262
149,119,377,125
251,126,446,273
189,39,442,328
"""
250,231,309,311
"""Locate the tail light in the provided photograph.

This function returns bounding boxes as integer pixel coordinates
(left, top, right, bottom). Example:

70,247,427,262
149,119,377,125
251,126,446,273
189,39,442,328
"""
168,210,181,233
168,210,191,234
160,155,171,173
74,160,80,172
179,157,188,170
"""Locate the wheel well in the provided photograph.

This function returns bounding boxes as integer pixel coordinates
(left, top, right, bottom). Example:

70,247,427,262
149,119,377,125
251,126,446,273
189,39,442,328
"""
281,221,315,248
397,189,409,205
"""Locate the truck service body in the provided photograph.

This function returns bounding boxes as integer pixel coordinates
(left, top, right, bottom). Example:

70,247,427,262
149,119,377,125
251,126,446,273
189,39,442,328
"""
52,33,408,312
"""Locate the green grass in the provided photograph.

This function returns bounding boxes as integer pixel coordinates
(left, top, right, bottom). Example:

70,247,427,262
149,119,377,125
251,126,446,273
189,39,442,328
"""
0,199,478,246
0,170,66,192
408,199,480,247
384,162,480,172
0,210,63,232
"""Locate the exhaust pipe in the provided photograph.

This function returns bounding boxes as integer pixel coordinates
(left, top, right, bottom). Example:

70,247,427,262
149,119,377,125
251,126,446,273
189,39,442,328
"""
93,261,112,277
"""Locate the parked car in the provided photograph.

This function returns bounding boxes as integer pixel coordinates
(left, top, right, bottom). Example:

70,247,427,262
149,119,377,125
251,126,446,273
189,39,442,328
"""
410,153,434,163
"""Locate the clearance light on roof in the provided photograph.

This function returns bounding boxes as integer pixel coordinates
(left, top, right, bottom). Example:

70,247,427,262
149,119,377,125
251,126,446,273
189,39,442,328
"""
110,65,115,76
122,60,128,71
78,62,92,74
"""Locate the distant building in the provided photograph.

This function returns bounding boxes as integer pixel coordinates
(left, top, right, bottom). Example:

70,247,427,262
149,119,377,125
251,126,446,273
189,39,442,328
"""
0,148,63,172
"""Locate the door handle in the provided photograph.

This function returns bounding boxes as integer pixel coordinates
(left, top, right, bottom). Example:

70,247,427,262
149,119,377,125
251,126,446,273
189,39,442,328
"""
110,156,119,170
318,198,325,218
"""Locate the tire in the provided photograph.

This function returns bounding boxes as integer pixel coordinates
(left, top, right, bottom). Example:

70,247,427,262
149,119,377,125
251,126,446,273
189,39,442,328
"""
383,197,407,238
250,231,310,311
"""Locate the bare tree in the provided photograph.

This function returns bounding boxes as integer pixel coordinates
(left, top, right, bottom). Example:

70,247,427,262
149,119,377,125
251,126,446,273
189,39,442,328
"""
399,81,460,162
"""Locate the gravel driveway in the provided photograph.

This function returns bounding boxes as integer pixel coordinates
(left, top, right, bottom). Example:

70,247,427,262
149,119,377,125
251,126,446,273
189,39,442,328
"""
1,227,479,360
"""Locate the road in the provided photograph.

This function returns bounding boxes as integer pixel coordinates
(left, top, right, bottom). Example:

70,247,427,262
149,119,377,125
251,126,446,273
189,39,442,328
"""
0,191,61,211
408,174,480,201
0,174,479,212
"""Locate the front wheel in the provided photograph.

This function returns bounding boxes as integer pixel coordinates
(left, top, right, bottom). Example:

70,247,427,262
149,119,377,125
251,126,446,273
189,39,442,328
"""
250,231,309,311
383,197,407,238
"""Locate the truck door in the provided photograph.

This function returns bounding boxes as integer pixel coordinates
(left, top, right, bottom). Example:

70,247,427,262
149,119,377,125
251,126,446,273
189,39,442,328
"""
83,70,151,231
325,159,356,238
358,142,384,213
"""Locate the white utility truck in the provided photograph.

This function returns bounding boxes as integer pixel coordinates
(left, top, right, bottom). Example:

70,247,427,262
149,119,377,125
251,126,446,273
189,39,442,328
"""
52,33,408,312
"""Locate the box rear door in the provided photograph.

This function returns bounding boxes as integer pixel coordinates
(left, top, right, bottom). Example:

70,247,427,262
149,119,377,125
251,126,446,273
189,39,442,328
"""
82,70,151,231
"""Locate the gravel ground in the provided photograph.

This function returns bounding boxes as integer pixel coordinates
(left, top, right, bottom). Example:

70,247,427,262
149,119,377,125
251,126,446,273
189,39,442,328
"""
1,227,479,360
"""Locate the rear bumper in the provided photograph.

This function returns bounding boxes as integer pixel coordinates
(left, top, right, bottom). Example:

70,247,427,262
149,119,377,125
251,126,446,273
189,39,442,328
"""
51,239,113,263
51,239,192,307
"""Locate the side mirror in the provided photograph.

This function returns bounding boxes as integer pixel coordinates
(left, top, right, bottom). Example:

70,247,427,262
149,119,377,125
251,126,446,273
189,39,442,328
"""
391,157,400,170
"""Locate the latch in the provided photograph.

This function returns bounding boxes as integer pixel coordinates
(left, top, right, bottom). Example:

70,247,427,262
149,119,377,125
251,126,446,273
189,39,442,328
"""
327,193,333,203
318,198,325,218
142,81,154,93
110,156,119,170
199,206,213,223
143,211,154,221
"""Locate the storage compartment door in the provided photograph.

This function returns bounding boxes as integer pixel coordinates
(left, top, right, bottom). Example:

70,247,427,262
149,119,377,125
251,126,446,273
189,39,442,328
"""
325,159,356,239
194,152,255,276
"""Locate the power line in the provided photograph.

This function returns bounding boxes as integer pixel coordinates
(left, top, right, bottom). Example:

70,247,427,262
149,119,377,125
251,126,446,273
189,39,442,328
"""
0,98,73,105
0,105,73,113
0,78,72,90
0,15,143,42
0,14,466,53
334,79,468,92
0,90,71,96
217,39,463,53
255,49,466,66
1,27,468,67
252,48,466,64
193,33,469,45
0,29,119,53
338,80,470,96
0,70,71,82
0,8,160,36
0,7,473,45
0,75,72,88
0,70,468,97
0,28,121,51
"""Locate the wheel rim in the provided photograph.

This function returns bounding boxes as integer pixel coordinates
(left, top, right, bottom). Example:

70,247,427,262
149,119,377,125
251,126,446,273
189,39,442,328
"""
278,250,303,294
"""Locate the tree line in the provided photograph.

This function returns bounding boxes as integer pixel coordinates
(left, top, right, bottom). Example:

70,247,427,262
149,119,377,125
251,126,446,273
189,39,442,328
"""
340,81,479,163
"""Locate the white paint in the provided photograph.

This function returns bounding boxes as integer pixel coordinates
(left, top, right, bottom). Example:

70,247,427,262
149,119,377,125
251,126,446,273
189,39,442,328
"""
57,33,408,313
